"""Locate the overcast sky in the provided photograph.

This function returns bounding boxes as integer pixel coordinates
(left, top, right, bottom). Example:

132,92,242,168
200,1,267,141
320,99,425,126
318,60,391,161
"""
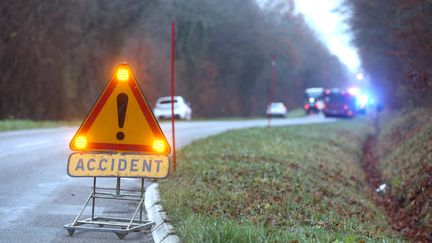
293,0,361,73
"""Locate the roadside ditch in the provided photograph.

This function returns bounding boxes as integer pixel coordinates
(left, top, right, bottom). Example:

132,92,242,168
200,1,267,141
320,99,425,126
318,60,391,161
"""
360,115,431,242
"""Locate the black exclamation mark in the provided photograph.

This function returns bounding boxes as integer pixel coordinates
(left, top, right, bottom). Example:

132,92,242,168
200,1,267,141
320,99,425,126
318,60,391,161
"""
116,93,128,140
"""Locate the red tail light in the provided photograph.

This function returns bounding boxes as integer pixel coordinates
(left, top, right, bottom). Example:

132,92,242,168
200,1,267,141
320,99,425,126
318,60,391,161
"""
304,104,310,110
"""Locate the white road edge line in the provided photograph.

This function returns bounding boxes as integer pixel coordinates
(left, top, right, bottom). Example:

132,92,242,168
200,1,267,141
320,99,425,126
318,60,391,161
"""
15,140,50,148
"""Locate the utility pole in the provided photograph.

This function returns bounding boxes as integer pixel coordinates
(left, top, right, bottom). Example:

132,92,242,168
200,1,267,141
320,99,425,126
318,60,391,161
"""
268,57,276,127
171,21,176,171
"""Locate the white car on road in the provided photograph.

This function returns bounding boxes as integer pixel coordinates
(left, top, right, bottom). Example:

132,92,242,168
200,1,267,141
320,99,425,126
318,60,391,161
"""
153,96,192,120
266,102,287,117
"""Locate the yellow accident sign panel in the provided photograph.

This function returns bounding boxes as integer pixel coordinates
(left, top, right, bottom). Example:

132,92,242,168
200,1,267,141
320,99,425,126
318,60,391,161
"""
69,63,170,155
68,153,170,178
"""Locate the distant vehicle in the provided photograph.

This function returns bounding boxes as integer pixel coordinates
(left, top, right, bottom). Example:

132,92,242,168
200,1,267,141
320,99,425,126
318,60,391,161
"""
355,94,369,114
266,102,287,117
322,89,356,118
153,96,192,120
347,87,369,114
304,87,324,114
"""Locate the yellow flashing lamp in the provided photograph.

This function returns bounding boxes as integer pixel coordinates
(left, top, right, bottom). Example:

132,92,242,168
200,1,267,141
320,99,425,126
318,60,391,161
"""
74,135,88,150
152,139,165,153
116,66,129,82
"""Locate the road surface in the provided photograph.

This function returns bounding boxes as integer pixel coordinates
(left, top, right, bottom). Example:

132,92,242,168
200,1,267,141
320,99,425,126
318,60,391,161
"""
0,115,332,242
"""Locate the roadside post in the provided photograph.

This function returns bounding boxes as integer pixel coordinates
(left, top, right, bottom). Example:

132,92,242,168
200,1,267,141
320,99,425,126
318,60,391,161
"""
268,57,276,127
64,63,171,239
171,21,177,171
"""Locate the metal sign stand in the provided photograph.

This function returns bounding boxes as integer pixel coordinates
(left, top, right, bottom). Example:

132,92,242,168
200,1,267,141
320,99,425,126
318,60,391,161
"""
64,177,154,239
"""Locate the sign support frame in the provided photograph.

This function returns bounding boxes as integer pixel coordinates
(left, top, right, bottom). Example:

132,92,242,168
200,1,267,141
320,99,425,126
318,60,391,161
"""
64,177,154,239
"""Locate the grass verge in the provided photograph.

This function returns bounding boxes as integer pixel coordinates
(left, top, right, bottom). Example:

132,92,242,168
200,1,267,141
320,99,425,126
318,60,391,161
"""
160,118,402,242
286,108,306,118
0,119,78,132
189,108,305,121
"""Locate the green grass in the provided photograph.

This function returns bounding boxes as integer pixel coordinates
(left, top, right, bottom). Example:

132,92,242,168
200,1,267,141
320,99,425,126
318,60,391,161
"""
186,116,264,122
0,119,79,132
160,118,402,242
187,108,305,121
286,108,306,118
377,108,432,230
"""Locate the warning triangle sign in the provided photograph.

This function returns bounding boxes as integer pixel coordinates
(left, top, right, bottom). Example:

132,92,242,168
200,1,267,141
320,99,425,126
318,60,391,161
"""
70,63,171,155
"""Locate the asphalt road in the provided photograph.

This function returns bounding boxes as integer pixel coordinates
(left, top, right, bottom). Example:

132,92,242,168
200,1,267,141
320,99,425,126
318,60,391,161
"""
0,115,333,242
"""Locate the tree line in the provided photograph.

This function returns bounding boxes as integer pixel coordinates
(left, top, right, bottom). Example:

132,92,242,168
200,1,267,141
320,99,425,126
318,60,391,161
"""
345,0,432,108
1,0,349,120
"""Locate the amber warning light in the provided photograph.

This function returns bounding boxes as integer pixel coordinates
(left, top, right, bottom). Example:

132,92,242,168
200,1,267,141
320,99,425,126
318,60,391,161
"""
116,67,129,81
152,139,166,153
73,135,87,150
